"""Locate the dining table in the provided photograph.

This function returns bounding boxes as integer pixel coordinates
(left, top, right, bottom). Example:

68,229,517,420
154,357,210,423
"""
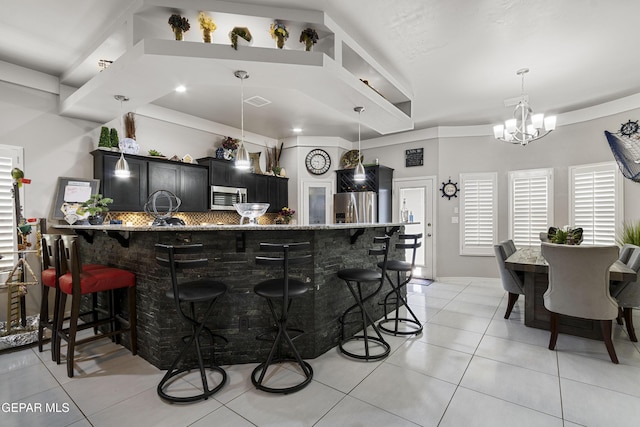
504,246,637,340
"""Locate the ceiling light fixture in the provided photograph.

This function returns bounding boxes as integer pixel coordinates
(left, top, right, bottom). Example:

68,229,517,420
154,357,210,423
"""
175,85,186,93
113,95,131,178
292,127,302,133
234,70,251,170
354,106,366,182
493,68,556,146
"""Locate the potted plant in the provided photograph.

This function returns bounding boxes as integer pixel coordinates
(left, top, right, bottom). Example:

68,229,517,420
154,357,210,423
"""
269,21,289,49
619,220,640,246
98,126,111,149
77,194,113,225
168,14,190,40
229,26,252,50
197,12,216,43
109,128,119,150
299,28,319,51
276,206,295,224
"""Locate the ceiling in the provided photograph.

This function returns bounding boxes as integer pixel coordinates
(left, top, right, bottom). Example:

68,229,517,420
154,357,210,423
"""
2,0,640,142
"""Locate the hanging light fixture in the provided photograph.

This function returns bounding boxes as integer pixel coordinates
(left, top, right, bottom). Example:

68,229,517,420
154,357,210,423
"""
354,106,366,182
493,68,556,146
113,95,131,178
234,70,251,170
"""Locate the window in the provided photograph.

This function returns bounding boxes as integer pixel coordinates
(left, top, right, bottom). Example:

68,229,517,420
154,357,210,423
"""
569,162,622,245
509,168,554,247
0,146,22,272
460,172,497,256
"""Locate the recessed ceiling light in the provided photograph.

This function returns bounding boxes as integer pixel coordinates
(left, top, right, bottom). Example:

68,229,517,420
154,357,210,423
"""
175,85,186,93
292,128,302,133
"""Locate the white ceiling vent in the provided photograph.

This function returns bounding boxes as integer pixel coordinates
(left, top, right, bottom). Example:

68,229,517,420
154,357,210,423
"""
244,96,271,107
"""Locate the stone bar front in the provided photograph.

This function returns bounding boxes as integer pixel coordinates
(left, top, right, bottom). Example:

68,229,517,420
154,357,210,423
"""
53,223,405,368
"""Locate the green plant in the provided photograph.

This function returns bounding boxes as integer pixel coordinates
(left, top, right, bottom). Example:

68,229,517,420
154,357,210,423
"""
98,126,111,148
109,128,119,149
168,14,190,32
270,22,289,48
198,12,216,43
548,226,583,245
299,28,318,51
77,194,113,217
148,149,163,157
230,26,251,50
618,220,640,246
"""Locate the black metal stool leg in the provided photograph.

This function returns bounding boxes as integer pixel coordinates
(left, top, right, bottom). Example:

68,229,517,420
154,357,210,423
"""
157,298,227,403
378,270,423,336
339,279,390,360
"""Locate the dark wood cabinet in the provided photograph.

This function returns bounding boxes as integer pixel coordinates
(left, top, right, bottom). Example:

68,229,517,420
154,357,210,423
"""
245,174,288,213
92,150,208,213
93,150,148,212
336,165,393,222
196,157,244,188
148,161,208,212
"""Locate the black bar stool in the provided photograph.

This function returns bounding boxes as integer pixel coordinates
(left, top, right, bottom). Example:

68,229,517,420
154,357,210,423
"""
155,243,228,403
338,235,391,360
378,233,423,336
252,242,313,394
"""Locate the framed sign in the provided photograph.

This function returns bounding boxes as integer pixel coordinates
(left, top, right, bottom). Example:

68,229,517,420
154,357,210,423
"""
51,177,100,220
405,148,424,167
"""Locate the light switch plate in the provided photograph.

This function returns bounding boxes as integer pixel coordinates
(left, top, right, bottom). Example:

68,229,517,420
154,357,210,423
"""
452,216,459,223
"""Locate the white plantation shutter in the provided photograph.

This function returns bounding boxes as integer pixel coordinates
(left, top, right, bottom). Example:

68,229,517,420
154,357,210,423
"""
570,162,622,245
460,172,497,256
509,169,553,247
0,147,21,272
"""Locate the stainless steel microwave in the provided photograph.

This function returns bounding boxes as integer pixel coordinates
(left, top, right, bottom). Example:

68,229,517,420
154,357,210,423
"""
210,186,247,210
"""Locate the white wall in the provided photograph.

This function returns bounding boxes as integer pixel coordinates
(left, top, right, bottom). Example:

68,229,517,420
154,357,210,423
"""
361,109,640,278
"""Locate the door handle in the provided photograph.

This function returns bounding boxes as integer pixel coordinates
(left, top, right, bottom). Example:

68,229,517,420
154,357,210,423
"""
427,233,432,237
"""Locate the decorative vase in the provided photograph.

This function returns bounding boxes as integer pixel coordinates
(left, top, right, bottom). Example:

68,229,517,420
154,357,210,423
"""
173,28,183,41
304,40,313,51
203,30,211,43
215,147,225,159
88,214,104,225
276,35,285,49
223,148,236,161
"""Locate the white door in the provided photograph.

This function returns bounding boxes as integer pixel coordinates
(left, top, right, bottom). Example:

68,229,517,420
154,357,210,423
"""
393,177,436,279
301,180,334,225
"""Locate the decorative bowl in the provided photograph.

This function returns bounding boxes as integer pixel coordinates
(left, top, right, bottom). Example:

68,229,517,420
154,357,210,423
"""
233,203,269,224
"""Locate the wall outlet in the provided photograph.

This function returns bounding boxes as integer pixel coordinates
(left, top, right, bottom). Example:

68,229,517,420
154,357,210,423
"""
452,216,459,224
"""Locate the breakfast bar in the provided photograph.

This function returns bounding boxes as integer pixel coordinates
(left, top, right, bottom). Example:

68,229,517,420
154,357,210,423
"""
53,222,405,368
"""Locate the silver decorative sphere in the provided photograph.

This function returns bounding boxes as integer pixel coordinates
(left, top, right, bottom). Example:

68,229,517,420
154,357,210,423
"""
144,190,182,226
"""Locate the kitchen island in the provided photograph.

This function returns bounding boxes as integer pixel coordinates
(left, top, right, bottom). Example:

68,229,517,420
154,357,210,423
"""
53,222,406,368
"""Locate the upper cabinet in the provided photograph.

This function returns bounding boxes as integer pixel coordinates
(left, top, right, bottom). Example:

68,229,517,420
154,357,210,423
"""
92,150,208,212
58,0,414,137
93,150,148,212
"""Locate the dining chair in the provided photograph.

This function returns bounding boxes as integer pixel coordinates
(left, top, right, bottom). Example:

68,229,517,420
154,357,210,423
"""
610,245,640,342
541,242,620,363
493,240,525,319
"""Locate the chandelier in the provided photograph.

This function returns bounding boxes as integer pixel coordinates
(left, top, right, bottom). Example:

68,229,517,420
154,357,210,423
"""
493,68,556,146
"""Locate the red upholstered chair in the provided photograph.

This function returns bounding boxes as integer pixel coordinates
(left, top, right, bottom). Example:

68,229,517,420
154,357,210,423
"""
55,235,137,377
38,234,110,361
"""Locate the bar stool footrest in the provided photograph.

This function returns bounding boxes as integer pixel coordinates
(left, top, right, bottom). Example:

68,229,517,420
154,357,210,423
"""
378,317,423,336
157,365,227,403
339,335,390,360
251,359,313,394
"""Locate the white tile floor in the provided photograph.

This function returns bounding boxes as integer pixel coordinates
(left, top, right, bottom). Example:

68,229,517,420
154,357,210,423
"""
2,277,640,427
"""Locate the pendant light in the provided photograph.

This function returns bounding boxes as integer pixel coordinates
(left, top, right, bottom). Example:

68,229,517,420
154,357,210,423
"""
234,70,251,170
353,106,366,182
113,95,131,178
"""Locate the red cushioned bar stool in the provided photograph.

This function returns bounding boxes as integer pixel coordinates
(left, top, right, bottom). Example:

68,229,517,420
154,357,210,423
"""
38,234,105,361
338,235,391,361
155,243,228,403
378,233,423,336
54,235,137,377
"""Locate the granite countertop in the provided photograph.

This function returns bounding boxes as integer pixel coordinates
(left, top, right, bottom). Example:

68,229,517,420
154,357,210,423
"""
52,222,416,232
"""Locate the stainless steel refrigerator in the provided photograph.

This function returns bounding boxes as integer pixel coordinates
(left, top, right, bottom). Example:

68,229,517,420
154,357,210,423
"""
334,191,377,223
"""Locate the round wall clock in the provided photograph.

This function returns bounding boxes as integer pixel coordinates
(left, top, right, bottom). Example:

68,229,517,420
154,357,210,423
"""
305,149,331,175
441,179,459,199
